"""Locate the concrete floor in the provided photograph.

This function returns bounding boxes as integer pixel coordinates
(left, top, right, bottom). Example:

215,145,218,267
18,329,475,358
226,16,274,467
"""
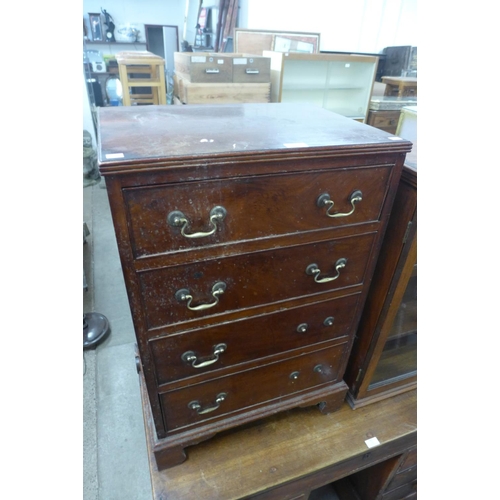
82,177,340,500
83,177,152,500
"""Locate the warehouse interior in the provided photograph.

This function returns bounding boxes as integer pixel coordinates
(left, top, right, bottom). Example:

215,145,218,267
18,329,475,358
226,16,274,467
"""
2,2,491,500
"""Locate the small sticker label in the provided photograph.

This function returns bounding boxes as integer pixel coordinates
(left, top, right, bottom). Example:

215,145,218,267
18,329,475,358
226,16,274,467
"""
217,59,224,64
191,56,207,63
233,58,248,65
105,153,124,159
365,437,381,448
388,136,403,140
284,142,309,148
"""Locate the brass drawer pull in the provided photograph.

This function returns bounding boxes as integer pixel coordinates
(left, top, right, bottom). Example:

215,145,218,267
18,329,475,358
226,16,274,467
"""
182,343,227,368
317,190,362,218
167,206,227,239
175,281,226,311
306,258,347,283
188,392,227,415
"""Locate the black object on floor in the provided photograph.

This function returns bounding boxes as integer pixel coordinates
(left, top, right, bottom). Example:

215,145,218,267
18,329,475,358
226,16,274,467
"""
83,312,110,349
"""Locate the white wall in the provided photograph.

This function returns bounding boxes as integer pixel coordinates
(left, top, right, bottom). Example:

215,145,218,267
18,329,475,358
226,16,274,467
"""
83,0,417,57
83,0,185,49
237,0,417,53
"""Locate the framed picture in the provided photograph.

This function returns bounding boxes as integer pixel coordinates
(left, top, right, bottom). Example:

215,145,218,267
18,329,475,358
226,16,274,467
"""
89,13,103,42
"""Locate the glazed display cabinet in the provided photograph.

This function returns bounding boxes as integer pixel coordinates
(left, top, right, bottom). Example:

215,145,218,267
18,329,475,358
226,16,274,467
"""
344,163,417,408
264,51,378,122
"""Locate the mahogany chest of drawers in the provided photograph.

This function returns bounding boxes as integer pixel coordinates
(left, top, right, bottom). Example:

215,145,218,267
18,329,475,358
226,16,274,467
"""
97,103,411,470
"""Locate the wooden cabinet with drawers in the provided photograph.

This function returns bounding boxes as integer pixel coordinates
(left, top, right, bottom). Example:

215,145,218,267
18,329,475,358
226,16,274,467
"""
97,103,412,470
173,52,271,84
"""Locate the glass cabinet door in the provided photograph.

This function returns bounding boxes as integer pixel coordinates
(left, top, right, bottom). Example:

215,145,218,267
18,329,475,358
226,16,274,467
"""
325,59,376,120
281,59,329,108
369,262,417,390
275,53,378,121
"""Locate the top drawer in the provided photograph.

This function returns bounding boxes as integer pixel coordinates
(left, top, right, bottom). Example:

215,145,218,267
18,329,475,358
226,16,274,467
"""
232,55,271,83
123,165,392,259
174,52,233,83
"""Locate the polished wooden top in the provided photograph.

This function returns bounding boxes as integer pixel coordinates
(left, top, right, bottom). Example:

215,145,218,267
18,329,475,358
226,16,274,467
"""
97,103,412,173
144,388,417,499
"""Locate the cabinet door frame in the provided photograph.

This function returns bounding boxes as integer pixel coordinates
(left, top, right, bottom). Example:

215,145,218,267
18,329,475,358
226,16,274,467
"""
345,165,417,408
356,229,417,401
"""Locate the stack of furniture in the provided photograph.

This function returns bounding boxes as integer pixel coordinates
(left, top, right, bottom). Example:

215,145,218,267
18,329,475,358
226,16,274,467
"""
173,52,271,104
116,51,167,106
97,102,412,471
366,96,417,135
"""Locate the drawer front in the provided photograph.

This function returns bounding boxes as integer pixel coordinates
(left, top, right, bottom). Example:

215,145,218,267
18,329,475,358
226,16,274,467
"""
232,56,271,83
140,232,376,329
150,292,361,385
160,343,347,432
382,481,417,500
401,86,417,97
368,111,401,130
124,166,391,259
385,86,401,97
387,465,417,491
174,53,233,82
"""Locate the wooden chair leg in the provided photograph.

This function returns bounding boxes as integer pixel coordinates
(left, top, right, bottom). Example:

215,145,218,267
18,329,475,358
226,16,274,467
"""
118,64,131,106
